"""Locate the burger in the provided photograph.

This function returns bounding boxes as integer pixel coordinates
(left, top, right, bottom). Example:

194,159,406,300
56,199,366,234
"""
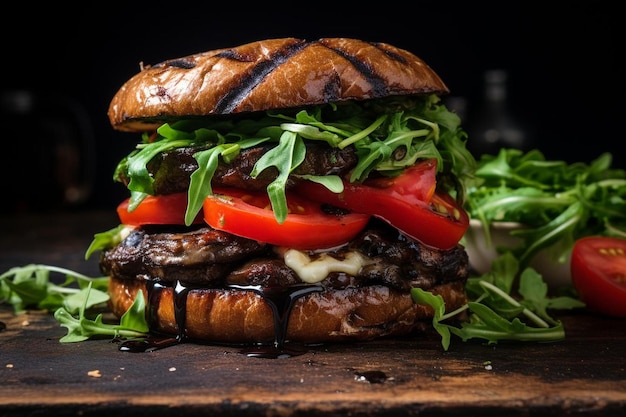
92,37,476,354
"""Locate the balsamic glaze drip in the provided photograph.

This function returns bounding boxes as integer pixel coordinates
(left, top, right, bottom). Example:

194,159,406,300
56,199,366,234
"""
230,284,323,358
354,370,389,384
118,335,178,352
118,280,323,358
173,280,189,343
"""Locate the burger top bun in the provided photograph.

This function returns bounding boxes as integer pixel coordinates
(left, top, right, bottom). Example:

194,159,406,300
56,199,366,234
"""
108,37,449,132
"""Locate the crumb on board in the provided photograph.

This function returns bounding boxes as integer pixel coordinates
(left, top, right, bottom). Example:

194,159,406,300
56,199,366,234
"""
88,370,102,378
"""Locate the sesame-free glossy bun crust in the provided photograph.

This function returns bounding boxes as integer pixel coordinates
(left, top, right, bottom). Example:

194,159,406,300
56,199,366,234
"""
107,277,467,344
108,38,449,132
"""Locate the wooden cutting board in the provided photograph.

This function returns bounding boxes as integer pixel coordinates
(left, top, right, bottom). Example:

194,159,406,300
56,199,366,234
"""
2,304,625,416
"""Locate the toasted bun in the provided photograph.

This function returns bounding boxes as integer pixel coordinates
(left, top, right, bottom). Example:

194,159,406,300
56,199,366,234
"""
108,38,449,132
108,277,467,344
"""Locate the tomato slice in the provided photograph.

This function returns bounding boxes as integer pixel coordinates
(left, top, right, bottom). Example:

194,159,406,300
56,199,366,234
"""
571,236,626,318
203,187,371,250
294,159,468,250
117,192,203,226
361,160,437,205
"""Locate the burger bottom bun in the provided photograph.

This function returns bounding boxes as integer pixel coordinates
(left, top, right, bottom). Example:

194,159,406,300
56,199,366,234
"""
108,277,468,344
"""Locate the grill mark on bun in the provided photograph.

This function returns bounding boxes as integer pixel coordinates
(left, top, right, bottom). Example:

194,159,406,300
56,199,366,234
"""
372,42,410,64
320,42,389,98
322,73,342,102
158,58,197,70
213,40,308,114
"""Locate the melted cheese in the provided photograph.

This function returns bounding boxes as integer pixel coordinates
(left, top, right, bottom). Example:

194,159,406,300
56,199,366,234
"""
281,248,371,283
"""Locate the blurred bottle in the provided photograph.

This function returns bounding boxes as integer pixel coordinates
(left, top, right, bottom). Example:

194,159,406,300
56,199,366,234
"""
467,69,532,157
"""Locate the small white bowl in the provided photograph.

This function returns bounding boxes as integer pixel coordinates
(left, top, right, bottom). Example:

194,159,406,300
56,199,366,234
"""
463,219,572,289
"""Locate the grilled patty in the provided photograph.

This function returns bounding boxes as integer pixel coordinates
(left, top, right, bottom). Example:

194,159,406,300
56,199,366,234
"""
116,142,359,195
100,219,469,291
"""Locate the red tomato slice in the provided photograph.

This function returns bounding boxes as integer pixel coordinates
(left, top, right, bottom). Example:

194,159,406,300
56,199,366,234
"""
117,192,203,226
203,188,371,250
571,236,626,318
361,160,437,205
294,160,468,250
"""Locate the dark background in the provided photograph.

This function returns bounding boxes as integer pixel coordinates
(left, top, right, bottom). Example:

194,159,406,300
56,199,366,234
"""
2,1,623,213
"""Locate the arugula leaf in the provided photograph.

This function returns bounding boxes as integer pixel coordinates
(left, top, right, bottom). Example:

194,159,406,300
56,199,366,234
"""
412,252,584,350
518,268,585,325
295,174,344,193
84,224,128,259
410,288,452,350
55,285,149,343
1,264,109,315
450,303,566,344
250,131,306,223
280,122,344,145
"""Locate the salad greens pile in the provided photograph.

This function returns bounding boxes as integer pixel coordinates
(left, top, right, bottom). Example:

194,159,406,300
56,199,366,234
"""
464,148,626,268
118,95,475,226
